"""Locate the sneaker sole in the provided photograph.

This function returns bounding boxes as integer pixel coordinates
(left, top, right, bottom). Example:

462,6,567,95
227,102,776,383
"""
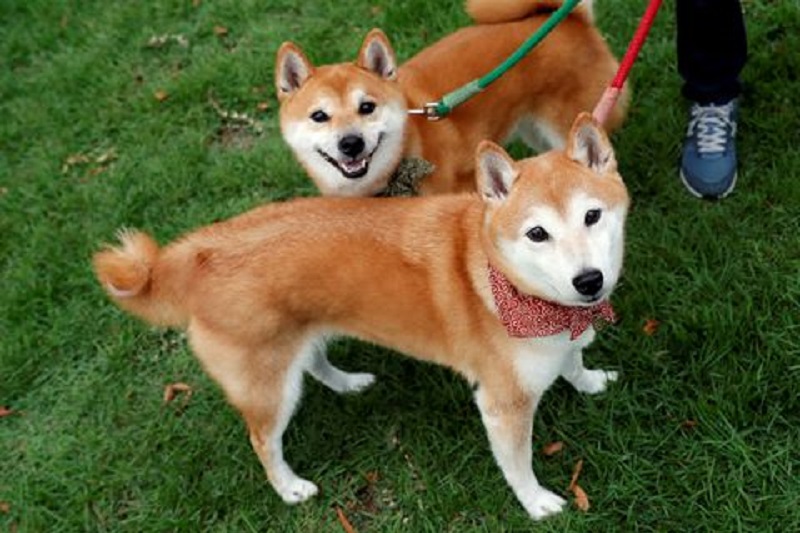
679,169,738,200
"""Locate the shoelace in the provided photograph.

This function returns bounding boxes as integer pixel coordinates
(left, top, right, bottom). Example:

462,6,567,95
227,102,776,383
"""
687,102,736,155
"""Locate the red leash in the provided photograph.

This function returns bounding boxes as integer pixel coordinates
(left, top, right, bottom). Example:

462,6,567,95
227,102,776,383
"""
593,0,664,126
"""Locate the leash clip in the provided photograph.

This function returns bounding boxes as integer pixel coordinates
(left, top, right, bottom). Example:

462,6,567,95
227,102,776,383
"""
407,102,443,121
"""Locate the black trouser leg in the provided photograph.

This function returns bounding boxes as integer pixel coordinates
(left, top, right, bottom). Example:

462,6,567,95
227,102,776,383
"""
677,0,748,104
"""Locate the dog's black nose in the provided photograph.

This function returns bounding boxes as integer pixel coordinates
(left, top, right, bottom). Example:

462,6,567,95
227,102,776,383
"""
338,135,365,158
572,269,604,297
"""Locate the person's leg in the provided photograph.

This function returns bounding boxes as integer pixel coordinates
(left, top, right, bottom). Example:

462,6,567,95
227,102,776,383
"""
677,0,747,199
678,0,747,104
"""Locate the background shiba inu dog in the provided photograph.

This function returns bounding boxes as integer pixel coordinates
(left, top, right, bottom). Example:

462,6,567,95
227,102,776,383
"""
93,114,629,521
276,0,627,197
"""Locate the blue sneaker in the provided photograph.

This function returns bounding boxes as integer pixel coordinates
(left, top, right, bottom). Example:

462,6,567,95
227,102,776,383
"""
679,99,739,199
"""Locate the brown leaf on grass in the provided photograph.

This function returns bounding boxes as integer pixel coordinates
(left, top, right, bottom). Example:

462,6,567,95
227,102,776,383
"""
87,165,108,178
213,25,229,37
95,148,117,165
154,90,169,102
335,506,357,533
256,101,270,112
571,484,590,512
0,406,15,418
62,153,90,173
365,470,380,484
541,441,564,456
163,382,193,405
566,459,590,512
0,501,9,513
370,6,382,16
681,419,699,430
643,318,660,336
568,459,584,491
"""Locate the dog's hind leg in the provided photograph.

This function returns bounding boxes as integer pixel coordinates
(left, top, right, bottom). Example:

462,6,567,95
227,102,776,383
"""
307,344,375,394
560,346,618,395
188,322,319,504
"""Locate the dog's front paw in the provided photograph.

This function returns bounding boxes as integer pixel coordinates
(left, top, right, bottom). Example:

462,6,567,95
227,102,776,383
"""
277,478,319,504
522,486,567,520
573,369,618,395
341,372,376,393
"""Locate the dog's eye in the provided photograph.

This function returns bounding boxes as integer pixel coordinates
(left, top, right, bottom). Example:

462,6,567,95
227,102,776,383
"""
526,226,549,243
585,209,602,226
358,102,376,115
310,110,330,123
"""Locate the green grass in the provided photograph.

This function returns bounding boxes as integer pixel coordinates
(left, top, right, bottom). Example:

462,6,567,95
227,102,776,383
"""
2,0,799,530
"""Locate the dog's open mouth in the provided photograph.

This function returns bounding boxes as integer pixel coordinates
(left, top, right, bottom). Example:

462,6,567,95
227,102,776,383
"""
317,134,384,180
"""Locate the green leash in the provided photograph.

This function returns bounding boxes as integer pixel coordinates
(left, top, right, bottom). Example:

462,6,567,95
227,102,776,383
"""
409,0,582,120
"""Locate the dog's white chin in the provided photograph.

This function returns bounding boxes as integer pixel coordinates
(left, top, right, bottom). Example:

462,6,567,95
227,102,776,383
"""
318,166,392,197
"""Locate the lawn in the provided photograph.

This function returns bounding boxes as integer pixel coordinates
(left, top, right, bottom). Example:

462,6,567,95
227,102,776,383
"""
1,0,799,531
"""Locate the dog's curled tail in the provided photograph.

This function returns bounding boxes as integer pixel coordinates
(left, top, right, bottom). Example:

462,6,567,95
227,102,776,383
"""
465,0,593,24
93,230,187,327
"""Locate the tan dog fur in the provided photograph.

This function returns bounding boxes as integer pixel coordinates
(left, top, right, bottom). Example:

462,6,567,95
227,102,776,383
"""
93,114,629,520
276,0,628,197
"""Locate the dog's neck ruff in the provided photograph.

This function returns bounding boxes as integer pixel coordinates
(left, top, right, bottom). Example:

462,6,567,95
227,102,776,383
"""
488,264,615,340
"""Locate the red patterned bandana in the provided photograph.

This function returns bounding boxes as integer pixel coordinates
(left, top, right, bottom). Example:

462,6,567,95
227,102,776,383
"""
488,264,616,340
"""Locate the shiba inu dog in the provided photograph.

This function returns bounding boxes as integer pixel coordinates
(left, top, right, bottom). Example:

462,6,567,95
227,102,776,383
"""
276,0,627,197
93,114,629,520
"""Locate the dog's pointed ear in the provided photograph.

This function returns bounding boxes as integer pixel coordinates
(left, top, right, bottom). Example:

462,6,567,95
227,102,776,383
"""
476,141,518,203
275,42,314,101
566,112,617,175
357,29,398,80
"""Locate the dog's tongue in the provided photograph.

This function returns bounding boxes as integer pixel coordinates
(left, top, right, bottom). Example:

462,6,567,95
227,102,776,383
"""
341,158,367,174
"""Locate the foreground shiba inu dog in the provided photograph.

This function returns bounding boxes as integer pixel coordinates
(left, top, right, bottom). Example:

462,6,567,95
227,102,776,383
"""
94,114,628,520
276,0,627,197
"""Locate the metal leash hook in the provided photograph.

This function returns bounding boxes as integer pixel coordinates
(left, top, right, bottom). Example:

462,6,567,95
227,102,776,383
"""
407,103,443,121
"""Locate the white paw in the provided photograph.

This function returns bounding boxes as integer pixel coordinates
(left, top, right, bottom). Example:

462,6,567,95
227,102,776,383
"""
574,369,618,395
277,478,319,504
522,487,567,520
341,372,376,393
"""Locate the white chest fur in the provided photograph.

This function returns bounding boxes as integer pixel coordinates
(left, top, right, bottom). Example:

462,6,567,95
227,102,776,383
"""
511,328,596,395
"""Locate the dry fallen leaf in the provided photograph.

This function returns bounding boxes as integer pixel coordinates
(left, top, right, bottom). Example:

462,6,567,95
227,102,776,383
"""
568,459,584,491
643,318,660,336
256,101,270,112
571,484,590,512
62,153,89,173
541,441,564,456
566,459,590,512
95,148,117,165
87,165,108,178
154,90,169,102
163,382,193,404
335,506,357,533
681,419,699,430
0,406,14,418
0,501,9,513
365,470,380,484
213,25,229,37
